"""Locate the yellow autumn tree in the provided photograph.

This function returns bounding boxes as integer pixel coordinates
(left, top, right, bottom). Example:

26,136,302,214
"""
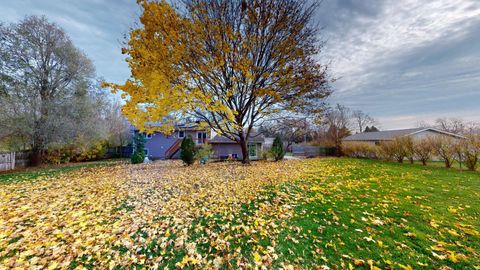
103,0,331,163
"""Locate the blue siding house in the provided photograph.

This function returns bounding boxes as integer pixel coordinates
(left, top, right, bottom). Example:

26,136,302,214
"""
139,122,264,160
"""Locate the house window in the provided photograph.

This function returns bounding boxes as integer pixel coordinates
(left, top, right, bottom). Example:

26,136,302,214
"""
248,143,257,158
197,132,207,144
178,130,185,138
144,148,149,156
145,133,153,139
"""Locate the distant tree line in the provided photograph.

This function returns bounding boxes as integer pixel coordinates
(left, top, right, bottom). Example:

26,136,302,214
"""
259,104,378,155
343,134,480,171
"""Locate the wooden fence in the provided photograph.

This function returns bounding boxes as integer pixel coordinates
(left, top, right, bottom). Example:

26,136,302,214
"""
0,151,31,172
0,152,15,171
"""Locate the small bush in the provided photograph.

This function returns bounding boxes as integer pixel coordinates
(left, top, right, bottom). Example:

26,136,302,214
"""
342,142,377,159
261,147,272,160
431,136,456,168
195,143,213,164
270,135,285,161
130,152,144,164
378,141,396,161
42,147,73,164
180,136,196,166
413,137,433,166
73,140,108,162
131,133,146,164
462,135,480,171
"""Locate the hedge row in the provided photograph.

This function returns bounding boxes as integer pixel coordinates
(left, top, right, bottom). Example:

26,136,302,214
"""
343,135,480,171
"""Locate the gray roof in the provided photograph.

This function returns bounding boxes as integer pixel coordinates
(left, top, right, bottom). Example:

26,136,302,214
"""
210,132,264,144
343,127,464,141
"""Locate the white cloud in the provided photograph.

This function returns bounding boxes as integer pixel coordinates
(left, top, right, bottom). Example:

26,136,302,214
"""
323,0,480,93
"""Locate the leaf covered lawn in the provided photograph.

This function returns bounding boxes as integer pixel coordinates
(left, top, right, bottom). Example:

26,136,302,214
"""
0,159,479,269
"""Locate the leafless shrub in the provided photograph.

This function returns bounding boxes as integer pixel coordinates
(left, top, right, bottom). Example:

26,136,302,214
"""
342,142,377,159
462,135,480,171
413,137,434,166
431,136,457,168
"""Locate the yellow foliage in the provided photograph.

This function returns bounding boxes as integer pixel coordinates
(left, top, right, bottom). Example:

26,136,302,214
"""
102,0,330,135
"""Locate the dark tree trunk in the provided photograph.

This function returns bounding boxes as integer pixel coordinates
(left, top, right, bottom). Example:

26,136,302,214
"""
445,160,452,168
421,159,427,166
30,93,49,166
239,134,250,164
30,148,43,166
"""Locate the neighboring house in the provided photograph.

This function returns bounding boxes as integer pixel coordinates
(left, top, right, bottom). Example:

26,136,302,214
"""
140,122,265,160
342,127,465,145
263,137,274,149
209,132,264,160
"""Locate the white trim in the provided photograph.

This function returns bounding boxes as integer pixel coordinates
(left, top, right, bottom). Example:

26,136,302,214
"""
178,130,185,138
407,128,466,139
145,134,153,139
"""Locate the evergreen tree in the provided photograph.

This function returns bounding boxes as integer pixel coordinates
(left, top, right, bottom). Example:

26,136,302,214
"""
364,126,371,132
271,135,285,161
370,126,379,132
180,136,196,166
131,133,146,164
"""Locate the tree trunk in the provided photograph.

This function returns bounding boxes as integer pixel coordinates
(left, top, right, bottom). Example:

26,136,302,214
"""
31,94,49,166
30,148,43,166
239,134,250,164
445,160,451,168
421,159,427,166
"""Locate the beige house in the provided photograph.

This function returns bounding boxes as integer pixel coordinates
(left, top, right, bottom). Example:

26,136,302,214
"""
343,127,465,145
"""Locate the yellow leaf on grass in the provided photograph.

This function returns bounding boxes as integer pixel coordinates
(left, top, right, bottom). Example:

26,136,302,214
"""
253,251,262,265
398,263,413,270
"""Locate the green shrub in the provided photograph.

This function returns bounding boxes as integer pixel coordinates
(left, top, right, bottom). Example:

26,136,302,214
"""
131,133,146,164
131,152,144,164
195,143,213,164
270,135,285,161
180,136,196,166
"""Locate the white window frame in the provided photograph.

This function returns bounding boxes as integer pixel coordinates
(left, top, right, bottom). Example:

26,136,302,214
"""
178,130,185,138
145,133,153,139
196,131,207,144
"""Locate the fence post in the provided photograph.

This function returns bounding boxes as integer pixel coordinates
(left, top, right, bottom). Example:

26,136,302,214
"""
11,152,16,170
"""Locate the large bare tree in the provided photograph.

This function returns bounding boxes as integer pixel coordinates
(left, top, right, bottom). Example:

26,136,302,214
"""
352,109,376,133
321,104,352,153
0,16,96,164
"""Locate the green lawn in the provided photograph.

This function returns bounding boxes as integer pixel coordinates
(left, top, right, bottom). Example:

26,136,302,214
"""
268,159,480,269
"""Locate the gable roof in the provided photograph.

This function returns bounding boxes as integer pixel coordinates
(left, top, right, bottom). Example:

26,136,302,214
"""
209,132,265,144
343,127,465,141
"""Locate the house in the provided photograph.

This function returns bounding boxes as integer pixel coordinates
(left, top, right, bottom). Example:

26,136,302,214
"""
209,132,264,160
141,122,265,160
342,127,465,145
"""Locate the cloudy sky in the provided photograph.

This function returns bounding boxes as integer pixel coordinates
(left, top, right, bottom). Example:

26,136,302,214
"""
1,0,479,129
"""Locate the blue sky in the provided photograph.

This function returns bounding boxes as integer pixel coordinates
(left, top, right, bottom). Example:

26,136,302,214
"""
1,0,479,129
